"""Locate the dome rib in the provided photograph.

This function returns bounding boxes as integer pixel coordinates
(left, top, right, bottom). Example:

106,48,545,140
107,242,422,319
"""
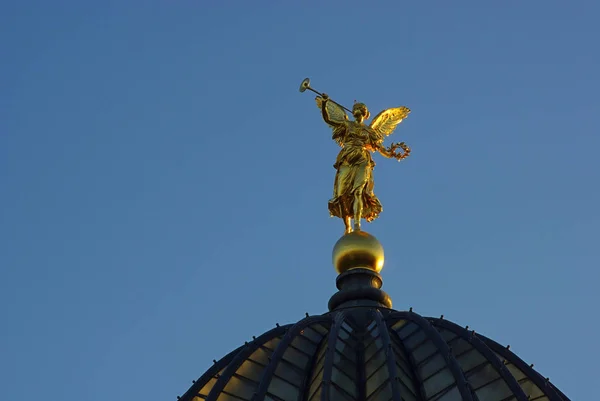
387,311,475,401
387,326,427,401
477,334,568,401
298,333,329,401
205,325,289,401
320,311,348,401
430,318,529,401
373,309,404,401
252,315,334,401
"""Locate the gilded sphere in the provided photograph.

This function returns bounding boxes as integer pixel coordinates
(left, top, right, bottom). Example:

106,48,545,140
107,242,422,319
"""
332,231,385,274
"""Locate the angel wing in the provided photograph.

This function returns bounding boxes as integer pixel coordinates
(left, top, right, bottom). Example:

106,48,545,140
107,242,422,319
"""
315,96,348,126
369,106,411,137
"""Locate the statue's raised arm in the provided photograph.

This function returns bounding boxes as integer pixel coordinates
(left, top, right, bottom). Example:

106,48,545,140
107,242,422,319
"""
315,95,349,145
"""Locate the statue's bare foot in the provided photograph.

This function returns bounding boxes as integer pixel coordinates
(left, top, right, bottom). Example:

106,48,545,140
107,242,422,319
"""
344,217,353,235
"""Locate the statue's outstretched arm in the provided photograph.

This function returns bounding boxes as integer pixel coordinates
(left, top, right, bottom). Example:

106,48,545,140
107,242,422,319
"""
376,144,394,159
376,142,411,161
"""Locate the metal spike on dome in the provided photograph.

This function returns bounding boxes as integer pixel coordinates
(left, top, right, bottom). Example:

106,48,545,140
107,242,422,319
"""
409,307,413,312
506,345,511,350
305,312,310,317
530,363,534,368
177,397,181,400
440,314,444,319
276,323,280,327
213,359,217,364
252,336,256,340
465,325,469,330
192,380,196,383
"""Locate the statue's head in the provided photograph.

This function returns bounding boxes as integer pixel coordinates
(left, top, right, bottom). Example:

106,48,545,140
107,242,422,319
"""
352,102,370,122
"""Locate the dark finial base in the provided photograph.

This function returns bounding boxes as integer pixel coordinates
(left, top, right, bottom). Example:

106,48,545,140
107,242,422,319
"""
328,268,392,311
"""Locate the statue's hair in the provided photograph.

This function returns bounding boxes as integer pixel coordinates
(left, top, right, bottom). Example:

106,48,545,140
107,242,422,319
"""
353,101,370,119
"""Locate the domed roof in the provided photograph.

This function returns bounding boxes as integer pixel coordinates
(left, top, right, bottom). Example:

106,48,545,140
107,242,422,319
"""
177,265,570,401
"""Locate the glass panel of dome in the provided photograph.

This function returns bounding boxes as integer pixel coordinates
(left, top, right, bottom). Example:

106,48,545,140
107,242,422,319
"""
333,350,357,380
291,335,319,355
267,375,299,400
391,319,409,333
422,368,454,399
447,338,472,357
436,328,457,343
332,366,358,397
394,356,413,382
336,339,358,362
308,385,322,401
313,346,327,369
307,374,323,400
216,392,249,401
365,362,389,395
341,342,357,364
330,383,357,401
398,380,418,401
498,357,546,399
395,362,418,396
365,352,386,380
518,378,545,400
309,322,330,336
366,379,392,401
198,376,217,396
418,353,446,380
279,350,309,372
199,366,227,396
412,340,438,364
494,356,525,381
464,363,499,388
341,321,353,334
246,347,270,366
403,329,427,349
455,348,486,373
273,358,304,387
395,322,418,339
235,359,264,383
338,327,352,342
311,359,326,387
308,353,326,390
433,386,462,401
364,336,383,362
367,320,377,332
302,324,327,343
221,374,256,399
474,378,513,401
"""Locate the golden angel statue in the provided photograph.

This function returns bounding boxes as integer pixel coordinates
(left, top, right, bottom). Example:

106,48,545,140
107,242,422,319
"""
317,93,411,234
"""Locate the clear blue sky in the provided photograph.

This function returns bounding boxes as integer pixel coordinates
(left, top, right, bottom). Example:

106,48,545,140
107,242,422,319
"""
1,2,598,400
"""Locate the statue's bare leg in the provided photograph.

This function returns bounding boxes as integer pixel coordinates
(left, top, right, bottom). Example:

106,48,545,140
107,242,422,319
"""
344,216,352,234
353,190,363,231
